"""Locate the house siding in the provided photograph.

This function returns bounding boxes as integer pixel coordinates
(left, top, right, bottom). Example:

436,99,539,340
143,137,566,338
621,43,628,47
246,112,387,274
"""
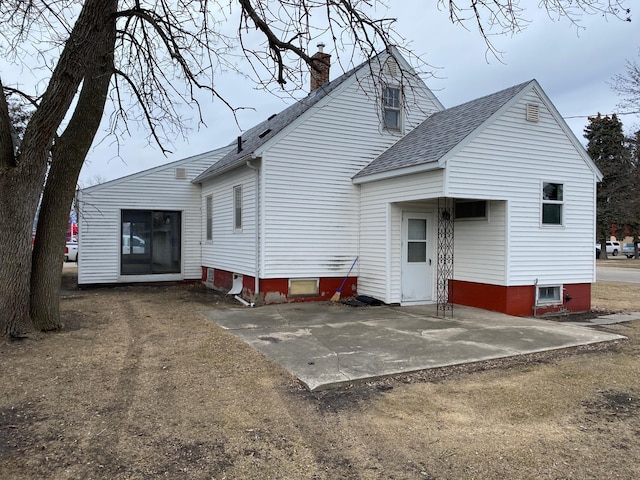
445,87,596,287
77,149,230,284
259,73,441,280
201,165,258,277
359,170,445,303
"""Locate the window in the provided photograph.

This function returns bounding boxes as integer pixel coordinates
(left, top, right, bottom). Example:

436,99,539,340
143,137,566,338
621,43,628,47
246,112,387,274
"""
233,185,242,232
455,200,487,220
383,86,401,130
542,182,563,225
407,218,427,263
121,210,181,275
205,195,213,241
537,285,562,304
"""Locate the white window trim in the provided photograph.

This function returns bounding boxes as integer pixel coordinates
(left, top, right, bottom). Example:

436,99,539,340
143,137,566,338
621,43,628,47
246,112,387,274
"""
536,284,563,305
205,194,213,242
233,185,242,233
382,85,402,131
541,181,564,227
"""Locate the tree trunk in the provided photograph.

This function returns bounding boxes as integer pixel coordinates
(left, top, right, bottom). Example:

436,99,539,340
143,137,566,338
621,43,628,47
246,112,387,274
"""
0,170,44,337
30,1,116,330
0,0,117,337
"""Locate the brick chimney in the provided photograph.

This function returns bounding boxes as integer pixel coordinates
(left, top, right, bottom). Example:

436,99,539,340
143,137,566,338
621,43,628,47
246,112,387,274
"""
310,43,331,92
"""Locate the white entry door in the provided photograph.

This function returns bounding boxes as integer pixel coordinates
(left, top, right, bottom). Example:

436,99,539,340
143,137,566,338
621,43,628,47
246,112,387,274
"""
401,212,433,303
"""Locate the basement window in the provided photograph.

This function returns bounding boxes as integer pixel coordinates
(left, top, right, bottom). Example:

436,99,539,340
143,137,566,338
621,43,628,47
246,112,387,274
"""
289,278,319,297
537,285,562,305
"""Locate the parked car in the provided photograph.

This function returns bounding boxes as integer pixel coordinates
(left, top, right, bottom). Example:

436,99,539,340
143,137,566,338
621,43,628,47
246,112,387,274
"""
122,235,146,255
604,241,620,256
65,241,78,262
596,243,601,258
623,243,637,258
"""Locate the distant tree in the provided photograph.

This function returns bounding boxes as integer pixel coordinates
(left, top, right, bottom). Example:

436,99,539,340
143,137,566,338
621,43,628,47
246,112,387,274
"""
625,130,640,258
585,113,633,258
612,49,640,118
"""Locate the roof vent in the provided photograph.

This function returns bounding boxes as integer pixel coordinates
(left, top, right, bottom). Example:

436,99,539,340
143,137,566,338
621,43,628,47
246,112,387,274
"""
526,103,539,123
258,128,272,138
174,167,187,179
384,58,399,77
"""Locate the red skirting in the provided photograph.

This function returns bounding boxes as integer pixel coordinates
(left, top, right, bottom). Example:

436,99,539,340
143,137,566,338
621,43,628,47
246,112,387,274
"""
202,267,357,304
450,280,591,316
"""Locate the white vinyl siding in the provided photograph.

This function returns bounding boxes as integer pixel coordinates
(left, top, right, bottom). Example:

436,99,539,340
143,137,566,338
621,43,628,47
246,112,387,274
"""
259,71,440,280
77,147,231,284
201,166,257,276
359,170,444,303
444,88,596,286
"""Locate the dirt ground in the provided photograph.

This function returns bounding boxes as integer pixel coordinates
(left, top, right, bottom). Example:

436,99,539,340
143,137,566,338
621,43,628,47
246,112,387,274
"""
2,262,640,479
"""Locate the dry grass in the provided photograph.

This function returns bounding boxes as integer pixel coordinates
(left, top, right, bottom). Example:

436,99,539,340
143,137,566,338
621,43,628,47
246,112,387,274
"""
1,269,640,479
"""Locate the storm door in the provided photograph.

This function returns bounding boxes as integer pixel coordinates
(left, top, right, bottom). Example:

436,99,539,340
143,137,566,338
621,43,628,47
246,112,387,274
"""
401,212,433,303
121,210,181,275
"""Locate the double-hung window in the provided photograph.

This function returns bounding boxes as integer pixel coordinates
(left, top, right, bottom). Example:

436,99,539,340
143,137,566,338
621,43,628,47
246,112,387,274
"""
383,86,401,130
542,182,563,225
233,185,242,232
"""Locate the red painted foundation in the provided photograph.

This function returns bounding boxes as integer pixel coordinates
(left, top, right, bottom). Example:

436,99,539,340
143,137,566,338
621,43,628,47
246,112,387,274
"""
202,267,357,304
450,280,591,316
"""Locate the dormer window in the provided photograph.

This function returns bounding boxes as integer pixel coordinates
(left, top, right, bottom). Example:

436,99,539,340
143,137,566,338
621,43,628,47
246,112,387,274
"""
383,86,401,130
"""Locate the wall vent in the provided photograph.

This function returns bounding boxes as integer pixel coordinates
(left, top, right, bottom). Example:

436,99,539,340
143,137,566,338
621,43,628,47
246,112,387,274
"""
384,58,399,77
175,167,187,179
526,103,539,123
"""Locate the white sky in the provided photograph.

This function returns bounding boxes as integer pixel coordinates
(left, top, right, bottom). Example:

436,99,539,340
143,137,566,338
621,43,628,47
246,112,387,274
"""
65,3,639,184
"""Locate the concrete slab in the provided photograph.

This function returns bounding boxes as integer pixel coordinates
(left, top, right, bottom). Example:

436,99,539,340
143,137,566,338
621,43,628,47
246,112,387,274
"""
202,303,626,391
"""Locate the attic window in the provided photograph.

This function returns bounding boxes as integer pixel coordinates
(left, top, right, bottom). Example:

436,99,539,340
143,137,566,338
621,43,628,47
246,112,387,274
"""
383,86,402,130
526,103,539,122
174,167,187,179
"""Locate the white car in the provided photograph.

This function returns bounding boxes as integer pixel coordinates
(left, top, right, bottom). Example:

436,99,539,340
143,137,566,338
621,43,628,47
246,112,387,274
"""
596,241,621,257
65,241,78,262
122,235,146,254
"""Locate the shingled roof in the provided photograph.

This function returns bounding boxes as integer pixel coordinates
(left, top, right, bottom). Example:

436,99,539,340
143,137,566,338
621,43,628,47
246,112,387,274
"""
193,59,372,184
353,80,533,180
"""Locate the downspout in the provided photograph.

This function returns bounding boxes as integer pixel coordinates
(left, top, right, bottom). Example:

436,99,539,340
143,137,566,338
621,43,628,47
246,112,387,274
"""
246,158,260,302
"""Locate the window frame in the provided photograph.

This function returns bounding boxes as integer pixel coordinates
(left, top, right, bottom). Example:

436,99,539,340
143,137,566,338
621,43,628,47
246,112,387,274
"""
205,194,213,241
536,285,563,305
382,85,402,131
233,185,243,233
541,182,564,226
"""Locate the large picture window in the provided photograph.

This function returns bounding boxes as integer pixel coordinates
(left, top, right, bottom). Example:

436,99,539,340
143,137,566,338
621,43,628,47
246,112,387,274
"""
542,182,563,225
121,210,181,275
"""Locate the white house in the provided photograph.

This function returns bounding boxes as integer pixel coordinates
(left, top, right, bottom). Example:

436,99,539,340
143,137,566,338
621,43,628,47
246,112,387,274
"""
77,46,600,316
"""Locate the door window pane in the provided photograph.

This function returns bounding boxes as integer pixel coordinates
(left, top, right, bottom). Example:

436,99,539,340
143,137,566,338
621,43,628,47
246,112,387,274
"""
408,242,427,263
408,219,426,240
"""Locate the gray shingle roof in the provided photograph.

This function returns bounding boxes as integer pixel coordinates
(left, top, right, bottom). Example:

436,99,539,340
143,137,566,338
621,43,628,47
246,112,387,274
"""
193,62,367,183
353,80,533,179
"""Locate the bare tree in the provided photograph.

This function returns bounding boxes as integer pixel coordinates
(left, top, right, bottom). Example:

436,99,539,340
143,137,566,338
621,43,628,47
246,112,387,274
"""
0,0,633,337
612,49,640,118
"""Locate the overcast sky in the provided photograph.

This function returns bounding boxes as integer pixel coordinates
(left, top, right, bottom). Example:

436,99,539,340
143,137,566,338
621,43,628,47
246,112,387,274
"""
77,2,638,184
